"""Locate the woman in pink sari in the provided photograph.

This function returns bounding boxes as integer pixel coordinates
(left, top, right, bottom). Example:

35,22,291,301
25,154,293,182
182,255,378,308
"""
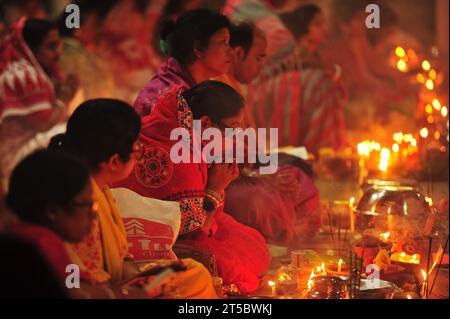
119,81,271,295
133,9,232,117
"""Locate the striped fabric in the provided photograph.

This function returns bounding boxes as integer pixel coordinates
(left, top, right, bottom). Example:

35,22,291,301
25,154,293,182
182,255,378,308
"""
224,0,347,154
245,66,346,154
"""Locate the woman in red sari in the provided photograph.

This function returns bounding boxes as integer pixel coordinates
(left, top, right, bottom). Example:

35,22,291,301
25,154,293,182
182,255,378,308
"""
119,81,271,295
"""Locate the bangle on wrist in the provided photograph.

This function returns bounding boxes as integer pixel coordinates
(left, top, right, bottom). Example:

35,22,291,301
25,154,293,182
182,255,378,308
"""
205,189,224,203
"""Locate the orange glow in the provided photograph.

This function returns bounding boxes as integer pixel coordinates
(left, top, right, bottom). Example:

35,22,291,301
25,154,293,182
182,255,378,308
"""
417,73,425,83
397,59,408,72
349,197,355,205
434,131,441,140
422,60,431,71
393,132,403,144
427,116,434,124
380,232,390,241
429,69,437,80
395,47,405,57
307,262,327,291
421,270,427,281
420,127,429,138
391,252,420,264
432,99,442,111
425,104,433,114
407,49,417,60
338,259,343,273
357,140,380,156
378,148,390,172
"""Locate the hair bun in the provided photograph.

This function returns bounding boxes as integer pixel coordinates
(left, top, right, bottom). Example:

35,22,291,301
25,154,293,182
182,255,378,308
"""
160,18,176,42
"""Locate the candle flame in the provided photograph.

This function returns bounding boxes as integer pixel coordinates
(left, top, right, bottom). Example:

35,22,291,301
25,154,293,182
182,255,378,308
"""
417,73,425,83
441,106,448,117
349,197,355,205
425,104,433,114
407,294,412,299
380,232,390,241
425,79,434,90
420,127,429,138
268,280,276,287
425,197,433,207
378,148,390,172
422,60,431,71
395,47,405,57
434,131,441,140
432,99,442,111
392,143,399,152
307,262,327,290
397,59,408,72
421,270,427,281
429,69,437,80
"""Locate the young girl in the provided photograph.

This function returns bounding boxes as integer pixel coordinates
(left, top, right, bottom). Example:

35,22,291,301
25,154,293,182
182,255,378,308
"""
134,9,232,117
49,98,218,298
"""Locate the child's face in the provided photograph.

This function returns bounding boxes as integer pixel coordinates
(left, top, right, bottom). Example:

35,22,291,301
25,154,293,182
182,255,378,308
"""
307,12,327,45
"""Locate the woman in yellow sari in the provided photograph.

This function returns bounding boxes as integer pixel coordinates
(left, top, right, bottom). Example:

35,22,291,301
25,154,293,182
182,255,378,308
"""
49,98,217,299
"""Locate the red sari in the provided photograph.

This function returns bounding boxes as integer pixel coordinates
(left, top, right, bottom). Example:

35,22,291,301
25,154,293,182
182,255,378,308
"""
118,86,271,294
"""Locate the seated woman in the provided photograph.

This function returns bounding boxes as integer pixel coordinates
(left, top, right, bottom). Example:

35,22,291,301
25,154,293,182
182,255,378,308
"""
119,81,271,295
0,18,78,193
223,1,346,154
49,99,217,299
216,22,321,244
3,149,143,298
133,9,232,117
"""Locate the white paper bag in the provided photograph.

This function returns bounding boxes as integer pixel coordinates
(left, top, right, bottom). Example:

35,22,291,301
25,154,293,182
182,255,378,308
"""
110,187,181,262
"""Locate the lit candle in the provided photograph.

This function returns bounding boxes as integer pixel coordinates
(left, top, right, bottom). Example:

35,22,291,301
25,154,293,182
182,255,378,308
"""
349,197,355,233
421,270,427,298
268,280,276,296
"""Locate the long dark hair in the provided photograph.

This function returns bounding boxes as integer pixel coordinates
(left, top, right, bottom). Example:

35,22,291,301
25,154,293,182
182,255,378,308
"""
5,149,90,228
160,9,230,66
49,99,141,172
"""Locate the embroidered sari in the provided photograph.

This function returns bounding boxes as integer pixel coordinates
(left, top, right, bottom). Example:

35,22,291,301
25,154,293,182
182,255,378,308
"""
67,178,218,298
215,74,321,245
120,86,271,294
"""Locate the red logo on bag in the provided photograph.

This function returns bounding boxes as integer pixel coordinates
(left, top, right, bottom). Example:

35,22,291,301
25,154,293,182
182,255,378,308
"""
124,218,175,261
